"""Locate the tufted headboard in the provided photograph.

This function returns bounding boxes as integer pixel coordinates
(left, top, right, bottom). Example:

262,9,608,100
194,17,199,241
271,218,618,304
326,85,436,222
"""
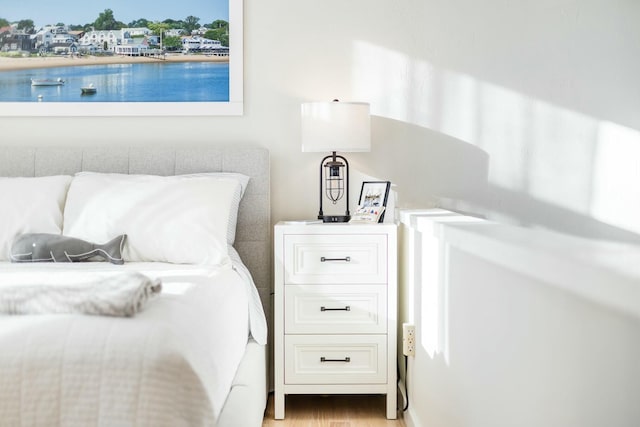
0,145,271,329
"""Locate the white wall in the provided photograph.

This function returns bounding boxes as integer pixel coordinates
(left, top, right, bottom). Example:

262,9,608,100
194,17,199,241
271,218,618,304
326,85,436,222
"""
2,0,639,242
354,0,640,243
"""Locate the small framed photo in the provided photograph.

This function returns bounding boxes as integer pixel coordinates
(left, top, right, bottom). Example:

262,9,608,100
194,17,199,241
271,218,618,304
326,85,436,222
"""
358,181,391,222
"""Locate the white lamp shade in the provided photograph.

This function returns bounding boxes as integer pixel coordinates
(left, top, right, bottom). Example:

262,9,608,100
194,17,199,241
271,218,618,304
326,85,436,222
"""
301,101,371,153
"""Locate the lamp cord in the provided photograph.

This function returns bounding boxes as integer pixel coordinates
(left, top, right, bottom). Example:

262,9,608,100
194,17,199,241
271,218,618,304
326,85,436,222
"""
398,355,409,412
403,355,409,411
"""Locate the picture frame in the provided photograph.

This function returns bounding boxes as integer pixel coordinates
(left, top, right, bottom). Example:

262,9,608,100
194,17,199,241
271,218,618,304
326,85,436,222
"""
358,181,391,223
0,0,242,116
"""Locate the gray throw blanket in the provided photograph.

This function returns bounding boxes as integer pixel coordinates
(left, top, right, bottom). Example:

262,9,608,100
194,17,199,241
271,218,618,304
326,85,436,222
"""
0,272,162,317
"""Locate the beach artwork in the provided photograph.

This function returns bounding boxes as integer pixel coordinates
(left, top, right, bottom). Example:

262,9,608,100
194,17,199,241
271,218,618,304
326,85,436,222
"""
0,0,243,116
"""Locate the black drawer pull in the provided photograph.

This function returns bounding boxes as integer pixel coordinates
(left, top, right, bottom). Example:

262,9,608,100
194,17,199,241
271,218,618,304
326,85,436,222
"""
320,256,351,262
321,306,351,312
320,357,351,363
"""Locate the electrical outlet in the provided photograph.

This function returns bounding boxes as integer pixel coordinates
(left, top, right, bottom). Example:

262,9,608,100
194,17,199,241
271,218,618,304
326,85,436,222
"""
402,323,415,356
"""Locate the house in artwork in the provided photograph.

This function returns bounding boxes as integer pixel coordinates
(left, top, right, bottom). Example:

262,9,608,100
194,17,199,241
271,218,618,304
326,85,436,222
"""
181,35,229,56
78,30,120,52
0,27,32,52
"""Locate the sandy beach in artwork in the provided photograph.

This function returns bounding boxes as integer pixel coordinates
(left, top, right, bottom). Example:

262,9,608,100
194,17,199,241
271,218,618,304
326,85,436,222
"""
0,54,228,72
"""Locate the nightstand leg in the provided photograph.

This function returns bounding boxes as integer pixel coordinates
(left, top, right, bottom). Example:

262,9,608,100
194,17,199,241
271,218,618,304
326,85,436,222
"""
386,391,397,419
275,392,285,419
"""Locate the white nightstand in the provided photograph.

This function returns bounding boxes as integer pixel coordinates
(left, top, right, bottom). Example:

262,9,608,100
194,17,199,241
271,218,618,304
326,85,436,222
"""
274,222,398,420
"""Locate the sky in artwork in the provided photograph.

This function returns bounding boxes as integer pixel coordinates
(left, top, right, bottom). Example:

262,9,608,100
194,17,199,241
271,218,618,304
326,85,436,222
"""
2,0,228,29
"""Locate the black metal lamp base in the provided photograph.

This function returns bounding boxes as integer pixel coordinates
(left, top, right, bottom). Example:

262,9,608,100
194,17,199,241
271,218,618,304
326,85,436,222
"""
317,152,351,224
319,214,350,223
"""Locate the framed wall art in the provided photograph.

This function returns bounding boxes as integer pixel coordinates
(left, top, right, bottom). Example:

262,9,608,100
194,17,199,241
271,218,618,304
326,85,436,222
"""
0,0,243,116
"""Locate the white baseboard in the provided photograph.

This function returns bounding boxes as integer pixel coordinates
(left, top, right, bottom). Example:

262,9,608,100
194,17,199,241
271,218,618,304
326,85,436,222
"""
402,408,419,427
398,378,420,427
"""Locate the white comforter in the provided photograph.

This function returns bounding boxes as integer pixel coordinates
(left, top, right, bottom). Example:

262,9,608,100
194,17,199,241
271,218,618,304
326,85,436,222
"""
0,262,265,427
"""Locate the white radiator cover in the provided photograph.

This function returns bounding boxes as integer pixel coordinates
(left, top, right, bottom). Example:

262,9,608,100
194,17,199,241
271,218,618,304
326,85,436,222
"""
399,209,640,427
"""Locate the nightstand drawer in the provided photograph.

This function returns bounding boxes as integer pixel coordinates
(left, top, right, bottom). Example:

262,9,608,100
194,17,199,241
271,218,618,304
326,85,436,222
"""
284,335,387,384
284,234,387,284
285,284,387,334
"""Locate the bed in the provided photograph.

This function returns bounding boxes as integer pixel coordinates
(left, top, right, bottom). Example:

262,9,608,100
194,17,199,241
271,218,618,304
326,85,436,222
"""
0,146,271,427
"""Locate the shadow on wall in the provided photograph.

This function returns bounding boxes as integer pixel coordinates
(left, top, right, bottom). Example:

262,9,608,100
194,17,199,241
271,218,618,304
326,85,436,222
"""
359,115,640,244
352,40,640,243
353,115,489,208
444,184,640,245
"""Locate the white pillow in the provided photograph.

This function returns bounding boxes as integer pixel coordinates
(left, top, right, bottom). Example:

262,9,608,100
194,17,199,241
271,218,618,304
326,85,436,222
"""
0,176,72,261
63,172,243,265
189,172,249,245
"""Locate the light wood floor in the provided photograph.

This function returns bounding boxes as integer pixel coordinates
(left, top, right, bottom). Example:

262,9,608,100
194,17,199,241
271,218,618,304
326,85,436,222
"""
262,394,406,427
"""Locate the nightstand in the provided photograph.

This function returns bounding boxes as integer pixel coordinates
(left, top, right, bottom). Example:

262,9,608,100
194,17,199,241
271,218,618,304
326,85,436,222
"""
274,222,398,420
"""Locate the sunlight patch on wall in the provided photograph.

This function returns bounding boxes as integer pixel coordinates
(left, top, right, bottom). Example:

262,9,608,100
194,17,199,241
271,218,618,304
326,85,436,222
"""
476,83,529,192
353,40,640,236
527,104,598,212
350,42,427,129
592,122,640,234
420,231,446,361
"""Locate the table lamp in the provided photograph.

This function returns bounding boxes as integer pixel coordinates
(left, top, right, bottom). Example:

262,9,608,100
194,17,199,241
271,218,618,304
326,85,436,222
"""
301,100,371,222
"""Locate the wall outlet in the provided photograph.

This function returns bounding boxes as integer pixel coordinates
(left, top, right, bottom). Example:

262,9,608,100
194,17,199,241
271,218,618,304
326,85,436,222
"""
402,323,415,356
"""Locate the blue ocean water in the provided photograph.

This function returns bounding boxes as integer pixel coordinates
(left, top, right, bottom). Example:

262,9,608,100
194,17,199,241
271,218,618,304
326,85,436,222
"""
0,61,229,102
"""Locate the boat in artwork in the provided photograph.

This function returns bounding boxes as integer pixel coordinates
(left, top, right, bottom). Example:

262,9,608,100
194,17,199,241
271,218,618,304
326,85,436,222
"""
81,84,97,95
31,78,65,86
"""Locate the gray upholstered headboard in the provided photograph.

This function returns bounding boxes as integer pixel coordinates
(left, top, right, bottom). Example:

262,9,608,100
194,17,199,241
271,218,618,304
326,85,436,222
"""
0,146,271,327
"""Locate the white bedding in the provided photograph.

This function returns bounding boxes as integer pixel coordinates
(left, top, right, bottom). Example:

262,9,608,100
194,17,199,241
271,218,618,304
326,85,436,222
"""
0,261,265,427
